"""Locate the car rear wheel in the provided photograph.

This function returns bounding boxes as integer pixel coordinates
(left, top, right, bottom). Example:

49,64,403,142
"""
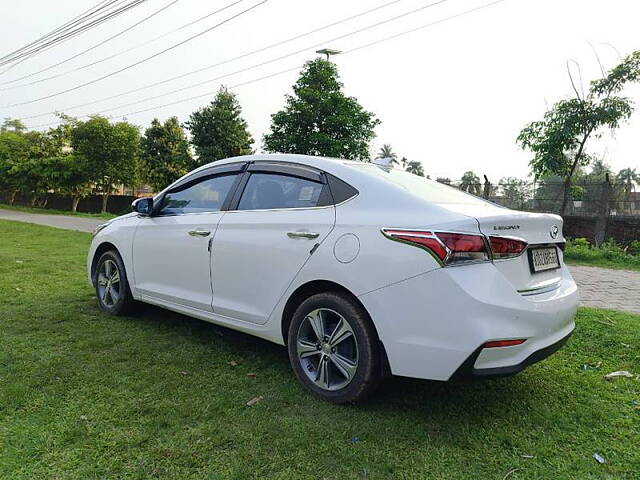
287,292,381,403
94,250,133,315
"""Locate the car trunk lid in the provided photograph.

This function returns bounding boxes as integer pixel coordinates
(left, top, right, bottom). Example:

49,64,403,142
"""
436,203,565,293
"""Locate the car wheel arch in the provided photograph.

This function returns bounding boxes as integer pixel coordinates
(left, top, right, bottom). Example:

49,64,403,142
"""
280,279,391,376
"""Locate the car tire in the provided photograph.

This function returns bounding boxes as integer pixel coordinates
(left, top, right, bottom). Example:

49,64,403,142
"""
287,292,381,404
94,250,134,316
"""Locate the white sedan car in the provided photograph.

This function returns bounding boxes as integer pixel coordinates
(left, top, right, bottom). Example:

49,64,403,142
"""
88,154,578,403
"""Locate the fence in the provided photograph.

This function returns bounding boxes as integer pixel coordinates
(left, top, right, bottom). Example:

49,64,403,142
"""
443,177,640,244
0,192,137,215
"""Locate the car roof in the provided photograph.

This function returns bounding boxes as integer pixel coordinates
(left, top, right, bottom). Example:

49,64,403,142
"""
195,153,362,176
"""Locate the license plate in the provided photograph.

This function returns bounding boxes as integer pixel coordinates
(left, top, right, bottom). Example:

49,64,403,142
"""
528,247,560,273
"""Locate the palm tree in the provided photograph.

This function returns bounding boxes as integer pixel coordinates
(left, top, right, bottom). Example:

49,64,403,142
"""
376,144,398,164
459,171,482,195
405,160,425,177
616,168,640,213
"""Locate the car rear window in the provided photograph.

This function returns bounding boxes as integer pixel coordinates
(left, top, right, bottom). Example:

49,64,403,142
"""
352,164,489,206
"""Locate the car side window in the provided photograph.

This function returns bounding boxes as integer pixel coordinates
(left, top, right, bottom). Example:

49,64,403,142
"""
160,174,239,215
237,173,324,210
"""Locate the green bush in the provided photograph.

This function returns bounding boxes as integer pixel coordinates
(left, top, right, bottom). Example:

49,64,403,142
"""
564,237,640,270
628,240,640,256
567,237,590,248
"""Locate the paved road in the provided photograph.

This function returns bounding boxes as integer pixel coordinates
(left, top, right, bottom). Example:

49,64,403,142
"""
0,208,103,233
2,208,640,314
569,265,640,315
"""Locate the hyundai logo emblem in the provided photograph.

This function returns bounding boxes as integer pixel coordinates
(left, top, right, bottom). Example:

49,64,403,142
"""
550,225,559,239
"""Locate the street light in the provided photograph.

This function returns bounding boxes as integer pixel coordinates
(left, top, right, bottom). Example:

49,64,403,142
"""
316,48,342,60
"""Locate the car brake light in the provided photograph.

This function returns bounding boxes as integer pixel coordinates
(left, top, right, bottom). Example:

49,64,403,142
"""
382,229,489,266
482,339,526,348
489,236,527,259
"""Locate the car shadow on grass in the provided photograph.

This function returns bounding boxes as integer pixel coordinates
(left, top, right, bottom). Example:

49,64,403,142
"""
122,302,546,421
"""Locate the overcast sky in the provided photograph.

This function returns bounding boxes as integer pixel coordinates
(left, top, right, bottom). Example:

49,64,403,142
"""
1,0,638,181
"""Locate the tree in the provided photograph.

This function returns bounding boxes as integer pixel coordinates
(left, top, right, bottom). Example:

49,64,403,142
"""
405,160,425,177
186,86,253,164
499,177,531,210
44,155,93,212
436,177,451,185
1,118,26,133
0,130,29,204
377,144,397,163
72,116,140,213
616,167,640,213
8,130,63,206
518,50,640,215
141,117,193,192
459,171,482,195
263,59,380,160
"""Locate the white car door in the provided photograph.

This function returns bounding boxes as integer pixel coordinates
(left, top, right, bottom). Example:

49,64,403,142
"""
211,163,335,324
132,165,244,311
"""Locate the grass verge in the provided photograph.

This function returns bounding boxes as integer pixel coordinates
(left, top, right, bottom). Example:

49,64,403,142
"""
0,203,117,220
1,219,639,479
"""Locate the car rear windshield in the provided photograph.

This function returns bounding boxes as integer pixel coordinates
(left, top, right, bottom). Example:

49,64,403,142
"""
351,164,490,206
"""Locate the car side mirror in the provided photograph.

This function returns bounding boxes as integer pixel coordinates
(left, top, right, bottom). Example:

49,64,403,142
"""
132,197,153,216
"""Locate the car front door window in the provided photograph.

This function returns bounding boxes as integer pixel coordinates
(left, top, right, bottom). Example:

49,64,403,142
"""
160,174,238,215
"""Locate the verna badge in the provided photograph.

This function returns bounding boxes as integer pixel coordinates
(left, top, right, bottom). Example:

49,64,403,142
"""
550,225,559,239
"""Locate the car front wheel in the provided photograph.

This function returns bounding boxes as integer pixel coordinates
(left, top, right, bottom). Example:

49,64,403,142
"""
94,250,133,315
287,292,381,403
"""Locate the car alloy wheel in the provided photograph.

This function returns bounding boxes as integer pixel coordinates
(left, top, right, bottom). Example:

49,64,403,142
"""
296,308,359,391
94,250,133,315
97,259,121,308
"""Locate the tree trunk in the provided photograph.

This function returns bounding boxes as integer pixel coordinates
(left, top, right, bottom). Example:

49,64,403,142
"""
30,194,38,207
483,175,491,200
8,190,17,205
594,175,612,246
41,197,48,208
560,177,572,216
72,196,80,213
101,193,109,214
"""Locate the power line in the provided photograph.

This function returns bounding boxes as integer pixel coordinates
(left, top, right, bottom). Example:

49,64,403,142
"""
1,0,246,90
2,0,268,108
92,0,448,116
347,0,506,54
16,0,420,120
26,0,509,130
0,1,143,66
1,0,181,87
0,0,123,75
0,0,118,64
0,1,148,68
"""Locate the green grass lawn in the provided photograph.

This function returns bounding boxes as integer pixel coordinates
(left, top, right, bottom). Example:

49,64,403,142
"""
0,203,117,220
1,219,639,479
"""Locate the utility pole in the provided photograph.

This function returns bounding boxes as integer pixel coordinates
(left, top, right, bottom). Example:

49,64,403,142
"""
316,48,342,60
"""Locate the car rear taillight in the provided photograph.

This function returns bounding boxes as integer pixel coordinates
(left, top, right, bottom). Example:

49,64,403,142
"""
382,229,490,266
489,236,527,259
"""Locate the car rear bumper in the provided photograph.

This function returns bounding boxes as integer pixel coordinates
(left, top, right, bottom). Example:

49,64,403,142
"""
450,330,573,380
357,262,578,381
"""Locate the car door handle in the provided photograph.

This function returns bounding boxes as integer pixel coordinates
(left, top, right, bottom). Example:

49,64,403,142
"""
188,229,211,237
287,231,320,239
